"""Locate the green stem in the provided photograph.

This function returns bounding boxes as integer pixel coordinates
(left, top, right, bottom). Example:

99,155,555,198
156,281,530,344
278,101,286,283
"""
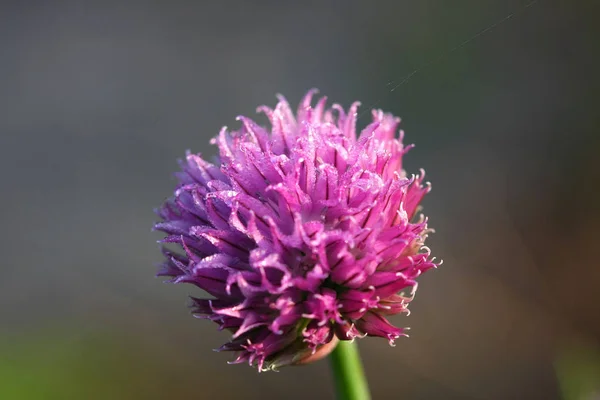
329,340,371,400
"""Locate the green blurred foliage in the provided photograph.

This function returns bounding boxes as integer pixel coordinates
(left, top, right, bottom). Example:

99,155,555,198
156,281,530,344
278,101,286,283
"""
555,341,600,400
0,331,206,400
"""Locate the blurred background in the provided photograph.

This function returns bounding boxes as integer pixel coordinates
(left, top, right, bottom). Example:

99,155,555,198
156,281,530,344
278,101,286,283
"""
1,1,599,399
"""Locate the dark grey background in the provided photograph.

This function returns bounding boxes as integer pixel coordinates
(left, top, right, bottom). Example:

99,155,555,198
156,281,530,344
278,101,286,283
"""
1,1,599,399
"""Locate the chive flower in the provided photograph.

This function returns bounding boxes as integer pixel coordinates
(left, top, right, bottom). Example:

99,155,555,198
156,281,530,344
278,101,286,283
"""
154,90,439,371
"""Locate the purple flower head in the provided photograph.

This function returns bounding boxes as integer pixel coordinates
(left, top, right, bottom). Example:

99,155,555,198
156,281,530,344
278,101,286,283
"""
154,90,440,371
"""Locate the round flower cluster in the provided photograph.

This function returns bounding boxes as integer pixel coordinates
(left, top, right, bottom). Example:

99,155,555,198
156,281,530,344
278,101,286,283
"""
155,90,439,371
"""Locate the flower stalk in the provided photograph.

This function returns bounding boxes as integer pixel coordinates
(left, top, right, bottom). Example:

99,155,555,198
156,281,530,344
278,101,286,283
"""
329,341,371,400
